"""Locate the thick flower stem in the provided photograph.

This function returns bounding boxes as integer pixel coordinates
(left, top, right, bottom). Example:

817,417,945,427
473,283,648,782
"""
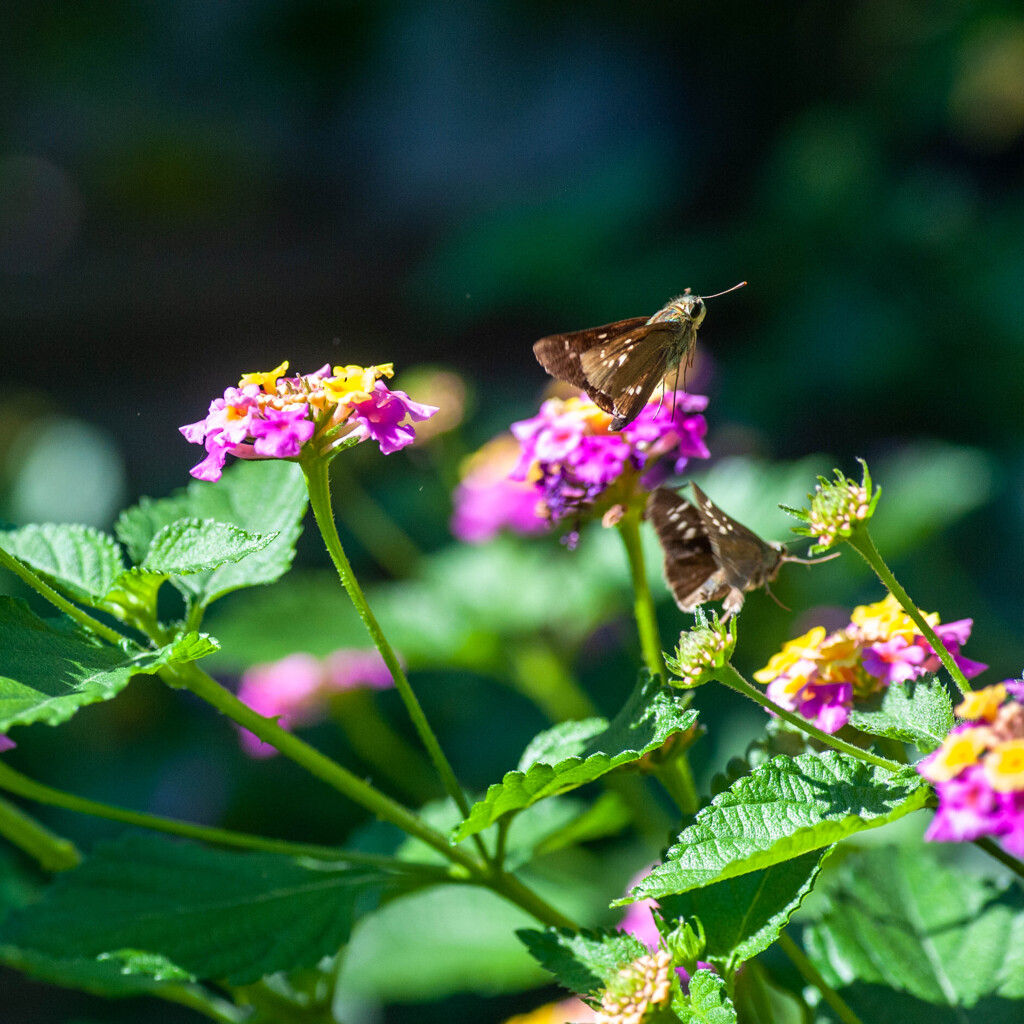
0,791,80,871
617,510,667,683
0,761,450,878
301,455,476,829
617,509,700,815
974,836,1024,883
846,529,972,698
777,929,865,1024
716,663,903,773
166,660,483,873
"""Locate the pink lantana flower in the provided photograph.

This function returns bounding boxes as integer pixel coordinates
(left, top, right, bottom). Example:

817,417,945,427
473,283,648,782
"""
180,361,438,481
236,649,393,757
755,595,986,735
920,682,1024,856
453,390,709,540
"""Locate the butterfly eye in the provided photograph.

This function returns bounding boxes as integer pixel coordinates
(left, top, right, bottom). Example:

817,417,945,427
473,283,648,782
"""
689,299,705,319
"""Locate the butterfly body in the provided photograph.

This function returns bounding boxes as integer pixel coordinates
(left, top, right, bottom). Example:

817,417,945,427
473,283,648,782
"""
533,293,709,430
646,483,786,617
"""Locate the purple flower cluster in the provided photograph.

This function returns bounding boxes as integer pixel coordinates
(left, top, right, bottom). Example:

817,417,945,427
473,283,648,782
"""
236,649,393,758
509,392,709,522
919,682,1024,856
180,361,437,482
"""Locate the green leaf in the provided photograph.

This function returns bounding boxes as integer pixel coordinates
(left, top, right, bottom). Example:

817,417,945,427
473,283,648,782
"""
620,752,929,901
659,848,831,972
0,945,206,999
0,834,398,985
517,927,648,996
452,675,698,842
847,675,954,754
0,523,125,606
803,846,1024,1010
0,599,216,732
115,460,306,609
338,884,548,1001
140,518,276,576
677,969,738,1023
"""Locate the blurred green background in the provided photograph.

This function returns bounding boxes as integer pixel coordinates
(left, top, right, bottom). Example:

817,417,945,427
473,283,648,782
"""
2,2,1023,1021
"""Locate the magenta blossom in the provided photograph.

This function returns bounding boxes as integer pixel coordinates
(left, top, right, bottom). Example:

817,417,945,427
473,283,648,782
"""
507,390,710,523
180,361,438,481
0,735,16,753
918,683,1024,857
346,381,439,455
236,648,394,757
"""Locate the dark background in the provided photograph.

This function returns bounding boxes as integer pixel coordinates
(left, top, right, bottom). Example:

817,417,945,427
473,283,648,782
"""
2,2,1024,1022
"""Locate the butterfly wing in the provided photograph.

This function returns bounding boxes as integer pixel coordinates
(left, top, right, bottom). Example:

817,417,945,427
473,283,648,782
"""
579,322,682,427
646,487,728,612
533,317,649,413
690,483,784,594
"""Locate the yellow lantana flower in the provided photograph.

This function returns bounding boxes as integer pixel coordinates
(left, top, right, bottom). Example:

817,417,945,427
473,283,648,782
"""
956,684,1007,723
920,730,988,783
239,360,289,391
754,627,826,683
983,739,1024,793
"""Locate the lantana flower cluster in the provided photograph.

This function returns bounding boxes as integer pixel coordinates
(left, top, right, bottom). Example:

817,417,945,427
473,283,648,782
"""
919,682,1024,856
236,649,393,758
754,595,987,734
452,391,709,542
181,361,438,482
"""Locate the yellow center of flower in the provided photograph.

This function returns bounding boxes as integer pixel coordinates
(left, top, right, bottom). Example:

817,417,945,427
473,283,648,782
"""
983,739,1024,793
955,684,1007,723
239,360,289,391
920,730,988,782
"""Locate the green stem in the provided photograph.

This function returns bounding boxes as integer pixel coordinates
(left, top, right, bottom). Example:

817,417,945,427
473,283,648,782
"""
153,985,247,1023
651,751,699,814
777,929,865,1024
301,454,474,826
617,509,700,814
486,871,580,931
846,529,971,697
0,791,80,871
0,544,126,646
165,660,483,873
616,509,667,682
974,835,1024,882
0,761,450,879
716,663,902,773
330,689,442,804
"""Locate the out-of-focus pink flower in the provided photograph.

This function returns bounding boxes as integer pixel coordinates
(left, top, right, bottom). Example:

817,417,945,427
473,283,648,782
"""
450,435,549,543
0,735,16,753
236,649,393,757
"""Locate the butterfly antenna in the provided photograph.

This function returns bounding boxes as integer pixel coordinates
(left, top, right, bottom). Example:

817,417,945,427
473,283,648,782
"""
701,281,747,300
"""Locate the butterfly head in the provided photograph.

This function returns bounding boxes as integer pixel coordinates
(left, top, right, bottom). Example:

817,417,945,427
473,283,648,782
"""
651,293,707,329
